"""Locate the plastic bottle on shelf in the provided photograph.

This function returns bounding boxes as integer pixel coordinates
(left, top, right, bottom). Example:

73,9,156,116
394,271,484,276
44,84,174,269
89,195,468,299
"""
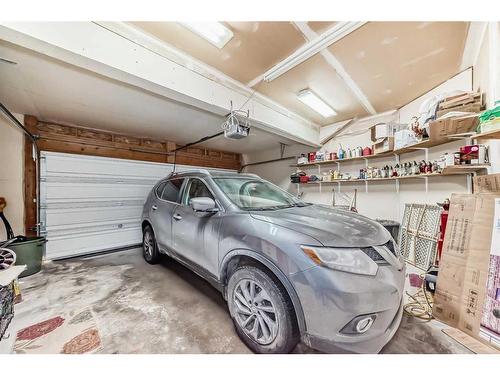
432,161,439,174
419,160,426,173
412,161,420,175
338,144,345,160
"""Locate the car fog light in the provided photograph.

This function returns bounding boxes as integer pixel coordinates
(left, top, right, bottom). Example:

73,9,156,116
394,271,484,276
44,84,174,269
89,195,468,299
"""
355,317,374,333
340,314,377,335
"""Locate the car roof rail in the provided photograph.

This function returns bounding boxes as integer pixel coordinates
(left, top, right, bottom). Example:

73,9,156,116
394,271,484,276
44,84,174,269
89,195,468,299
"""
166,169,211,178
240,172,260,178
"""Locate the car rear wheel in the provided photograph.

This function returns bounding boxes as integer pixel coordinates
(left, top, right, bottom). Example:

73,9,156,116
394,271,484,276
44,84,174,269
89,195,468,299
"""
142,225,160,264
227,265,299,353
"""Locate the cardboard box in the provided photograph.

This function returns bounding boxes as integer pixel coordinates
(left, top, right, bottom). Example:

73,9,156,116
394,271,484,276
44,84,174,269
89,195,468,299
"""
474,174,500,193
436,102,483,118
452,115,480,134
428,115,479,143
370,123,406,142
373,137,394,154
480,198,500,337
482,258,500,334
371,123,389,142
433,193,500,342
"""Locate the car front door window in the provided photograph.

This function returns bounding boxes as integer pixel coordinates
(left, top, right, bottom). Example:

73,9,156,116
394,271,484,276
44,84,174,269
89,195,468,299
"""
183,178,214,206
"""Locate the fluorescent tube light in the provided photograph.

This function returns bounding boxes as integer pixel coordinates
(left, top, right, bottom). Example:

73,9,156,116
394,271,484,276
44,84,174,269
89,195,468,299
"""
297,90,337,118
263,22,366,82
180,22,233,49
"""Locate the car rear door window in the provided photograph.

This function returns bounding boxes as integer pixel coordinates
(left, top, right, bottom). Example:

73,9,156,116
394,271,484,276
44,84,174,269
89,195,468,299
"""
160,178,185,203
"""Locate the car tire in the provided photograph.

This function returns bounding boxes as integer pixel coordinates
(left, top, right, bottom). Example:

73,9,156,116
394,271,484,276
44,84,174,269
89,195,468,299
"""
227,265,299,354
142,225,160,264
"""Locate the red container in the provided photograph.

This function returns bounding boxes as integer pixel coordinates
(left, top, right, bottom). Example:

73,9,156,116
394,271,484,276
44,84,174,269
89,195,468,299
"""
330,152,337,160
308,152,316,162
437,210,449,264
299,175,310,183
460,145,479,163
362,147,372,156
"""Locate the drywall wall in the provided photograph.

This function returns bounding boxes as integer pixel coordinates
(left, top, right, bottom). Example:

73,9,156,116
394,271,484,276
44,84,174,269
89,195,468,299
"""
473,22,500,174
0,113,24,241
245,69,475,222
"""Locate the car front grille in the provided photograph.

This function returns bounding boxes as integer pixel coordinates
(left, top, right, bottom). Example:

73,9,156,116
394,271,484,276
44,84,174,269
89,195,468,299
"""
384,240,399,256
361,247,386,263
362,241,399,264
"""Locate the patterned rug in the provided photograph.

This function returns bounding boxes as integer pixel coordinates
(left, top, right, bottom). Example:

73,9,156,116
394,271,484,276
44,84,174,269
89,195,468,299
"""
13,308,103,354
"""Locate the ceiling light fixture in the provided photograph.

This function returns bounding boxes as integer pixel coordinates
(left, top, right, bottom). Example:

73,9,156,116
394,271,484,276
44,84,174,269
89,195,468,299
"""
263,21,366,82
297,90,337,118
180,22,234,49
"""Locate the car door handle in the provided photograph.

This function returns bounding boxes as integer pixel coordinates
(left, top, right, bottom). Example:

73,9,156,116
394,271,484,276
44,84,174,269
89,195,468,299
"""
173,214,182,221
151,205,158,211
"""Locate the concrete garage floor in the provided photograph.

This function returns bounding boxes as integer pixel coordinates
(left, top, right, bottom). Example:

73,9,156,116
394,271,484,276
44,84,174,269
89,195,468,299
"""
1,248,471,354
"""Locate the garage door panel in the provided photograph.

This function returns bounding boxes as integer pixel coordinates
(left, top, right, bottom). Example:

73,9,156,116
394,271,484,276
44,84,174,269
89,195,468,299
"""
44,182,152,200
40,151,229,260
46,227,141,259
44,153,169,178
45,204,143,227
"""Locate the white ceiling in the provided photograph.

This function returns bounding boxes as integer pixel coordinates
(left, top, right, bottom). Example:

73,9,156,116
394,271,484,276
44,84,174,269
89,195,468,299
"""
0,40,296,154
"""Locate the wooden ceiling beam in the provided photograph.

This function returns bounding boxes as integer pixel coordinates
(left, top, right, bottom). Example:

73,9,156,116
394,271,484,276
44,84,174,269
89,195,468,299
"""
293,22,377,116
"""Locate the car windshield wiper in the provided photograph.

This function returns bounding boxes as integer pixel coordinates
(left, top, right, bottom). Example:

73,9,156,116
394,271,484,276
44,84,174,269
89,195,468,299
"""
247,204,294,211
291,202,311,207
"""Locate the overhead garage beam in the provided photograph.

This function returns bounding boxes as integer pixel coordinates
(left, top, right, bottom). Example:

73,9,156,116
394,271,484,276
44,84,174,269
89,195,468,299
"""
248,21,366,87
0,22,321,147
293,22,377,116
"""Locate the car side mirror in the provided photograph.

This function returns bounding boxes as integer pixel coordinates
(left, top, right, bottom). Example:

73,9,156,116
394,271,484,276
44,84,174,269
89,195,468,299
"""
190,197,218,212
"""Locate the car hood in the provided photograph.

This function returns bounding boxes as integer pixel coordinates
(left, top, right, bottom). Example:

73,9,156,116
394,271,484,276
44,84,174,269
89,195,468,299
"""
250,204,391,247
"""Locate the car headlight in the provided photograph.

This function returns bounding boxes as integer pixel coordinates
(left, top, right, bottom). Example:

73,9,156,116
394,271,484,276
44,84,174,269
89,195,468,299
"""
301,245,379,276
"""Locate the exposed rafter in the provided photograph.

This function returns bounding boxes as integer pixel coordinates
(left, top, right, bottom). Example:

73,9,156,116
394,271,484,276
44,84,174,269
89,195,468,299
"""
320,118,355,144
293,22,377,116
248,21,366,88
319,109,398,144
0,22,322,148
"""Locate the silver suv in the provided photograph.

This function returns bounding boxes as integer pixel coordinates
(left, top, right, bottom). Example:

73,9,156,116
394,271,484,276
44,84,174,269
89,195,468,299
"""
141,169,405,354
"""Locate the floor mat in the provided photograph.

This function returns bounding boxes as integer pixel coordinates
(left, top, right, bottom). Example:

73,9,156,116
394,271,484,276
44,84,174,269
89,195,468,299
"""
13,308,103,354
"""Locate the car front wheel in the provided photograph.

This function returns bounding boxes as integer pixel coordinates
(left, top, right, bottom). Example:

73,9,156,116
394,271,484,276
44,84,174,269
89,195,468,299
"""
227,265,299,353
142,225,160,264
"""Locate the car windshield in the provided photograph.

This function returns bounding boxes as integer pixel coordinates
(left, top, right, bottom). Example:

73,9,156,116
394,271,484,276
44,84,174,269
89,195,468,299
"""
213,177,309,210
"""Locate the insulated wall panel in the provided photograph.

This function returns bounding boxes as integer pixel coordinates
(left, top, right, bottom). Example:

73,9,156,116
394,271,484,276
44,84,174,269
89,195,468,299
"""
40,151,227,259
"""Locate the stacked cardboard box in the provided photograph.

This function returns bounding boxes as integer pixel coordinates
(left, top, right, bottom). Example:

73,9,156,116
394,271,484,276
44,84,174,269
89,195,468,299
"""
483,254,500,334
433,174,500,349
436,92,484,118
475,176,500,340
428,114,479,143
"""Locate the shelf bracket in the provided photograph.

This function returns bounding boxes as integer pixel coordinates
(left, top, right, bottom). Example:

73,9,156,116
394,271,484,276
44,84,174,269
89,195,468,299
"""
394,153,400,164
365,180,368,193
467,174,472,193
395,179,400,193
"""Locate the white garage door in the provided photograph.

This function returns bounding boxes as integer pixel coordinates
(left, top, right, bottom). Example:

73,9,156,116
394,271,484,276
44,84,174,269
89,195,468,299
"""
40,151,229,260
